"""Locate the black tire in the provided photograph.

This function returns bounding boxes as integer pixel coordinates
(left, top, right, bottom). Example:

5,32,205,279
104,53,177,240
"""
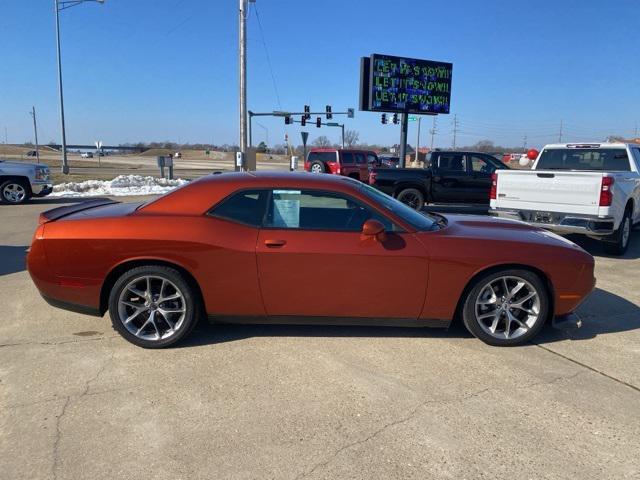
108,265,200,348
0,179,31,205
462,269,549,346
396,188,424,210
309,161,326,174
604,208,632,256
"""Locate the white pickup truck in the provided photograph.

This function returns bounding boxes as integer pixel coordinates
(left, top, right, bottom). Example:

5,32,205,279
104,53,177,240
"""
490,143,640,255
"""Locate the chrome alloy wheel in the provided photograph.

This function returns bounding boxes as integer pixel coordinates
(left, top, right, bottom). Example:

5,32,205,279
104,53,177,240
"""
474,276,541,341
117,275,186,341
2,183,26,203
310,164,323,173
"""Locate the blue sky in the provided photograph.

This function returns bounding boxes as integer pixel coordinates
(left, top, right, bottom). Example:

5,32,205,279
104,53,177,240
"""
1,0,639,149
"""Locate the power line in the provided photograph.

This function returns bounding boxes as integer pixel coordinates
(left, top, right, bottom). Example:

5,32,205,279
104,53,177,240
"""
252,3,282,109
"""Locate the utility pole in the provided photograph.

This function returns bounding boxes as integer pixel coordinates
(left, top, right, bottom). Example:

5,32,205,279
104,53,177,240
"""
30,107,40,164
430,116,437,150
558,119,563,143
3,126,6,144
54,0,69,173
452,114,459,150
238,0,249,171
414,117,421,164
398,113,409,168
523,134,527,151
634,122,638,138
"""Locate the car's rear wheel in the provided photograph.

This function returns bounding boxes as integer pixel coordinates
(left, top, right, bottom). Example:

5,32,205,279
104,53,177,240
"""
0,180,30,204
462,269,549,346
309,161,326,174
108,266,199,348
396,188,424,210
604,208,632,256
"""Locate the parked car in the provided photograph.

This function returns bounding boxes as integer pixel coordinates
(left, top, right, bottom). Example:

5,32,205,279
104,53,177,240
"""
304,148,378,182
81,152,94,158
26,150,38,157
0,159,52,204
28,171,594,348
490,143,640,255
377,155,400,168
370,150,509,209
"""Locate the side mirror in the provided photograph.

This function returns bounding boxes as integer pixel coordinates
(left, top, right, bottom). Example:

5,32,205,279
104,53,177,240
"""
361,219,387,242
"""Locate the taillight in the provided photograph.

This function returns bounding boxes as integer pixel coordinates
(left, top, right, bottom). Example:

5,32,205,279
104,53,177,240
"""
490,173,498,200
369,171,377,185
599,177,614,206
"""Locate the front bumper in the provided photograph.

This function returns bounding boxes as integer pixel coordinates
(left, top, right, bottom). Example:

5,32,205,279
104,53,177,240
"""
32,183,53,197
490,208,615,236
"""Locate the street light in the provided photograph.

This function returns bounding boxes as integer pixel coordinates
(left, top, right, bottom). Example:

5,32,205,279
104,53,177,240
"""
54,0,105,174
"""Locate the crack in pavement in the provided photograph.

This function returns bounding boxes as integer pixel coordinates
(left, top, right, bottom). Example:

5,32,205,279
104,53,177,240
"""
51,348,115,480
534,343,640,393
0,335,118,349
293,370,590,480
293,387,491,480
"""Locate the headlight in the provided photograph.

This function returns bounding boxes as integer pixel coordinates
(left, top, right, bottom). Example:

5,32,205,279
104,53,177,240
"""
35,168,50,181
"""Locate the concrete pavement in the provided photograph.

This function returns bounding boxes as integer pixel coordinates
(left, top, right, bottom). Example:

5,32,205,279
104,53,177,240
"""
1,197,639,479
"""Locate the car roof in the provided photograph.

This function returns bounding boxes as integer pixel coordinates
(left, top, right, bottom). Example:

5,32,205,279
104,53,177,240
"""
139,172,363,216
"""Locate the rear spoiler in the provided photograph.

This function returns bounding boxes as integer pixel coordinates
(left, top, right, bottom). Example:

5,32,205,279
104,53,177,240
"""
38,198,119,224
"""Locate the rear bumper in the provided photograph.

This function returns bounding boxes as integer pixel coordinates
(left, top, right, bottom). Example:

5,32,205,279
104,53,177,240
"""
490,208,615,236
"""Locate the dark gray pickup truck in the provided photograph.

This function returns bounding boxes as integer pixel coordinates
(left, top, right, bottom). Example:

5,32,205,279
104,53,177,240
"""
369,151,508,209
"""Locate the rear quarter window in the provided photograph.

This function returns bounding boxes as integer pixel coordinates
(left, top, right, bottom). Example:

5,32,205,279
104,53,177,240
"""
307,152,337,163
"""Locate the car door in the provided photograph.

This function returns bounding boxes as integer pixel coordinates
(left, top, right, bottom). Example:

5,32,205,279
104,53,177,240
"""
255,188,428,319
466,154,499,203
630,147,640,223
354,151,369,181
430,153,469,203
340,151,357,178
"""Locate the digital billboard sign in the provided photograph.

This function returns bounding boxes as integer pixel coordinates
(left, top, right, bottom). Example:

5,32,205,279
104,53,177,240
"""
360,54,453,115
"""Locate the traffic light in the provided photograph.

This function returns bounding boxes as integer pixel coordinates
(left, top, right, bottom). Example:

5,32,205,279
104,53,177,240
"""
392,113,399,125
325,105,332,119
381,113,387,124
301,115,306,127
316,117,321,128
284,116,291,125
304,105,311,120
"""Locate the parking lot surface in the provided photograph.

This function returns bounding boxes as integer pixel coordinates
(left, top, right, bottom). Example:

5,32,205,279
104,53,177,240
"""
1,197,639,480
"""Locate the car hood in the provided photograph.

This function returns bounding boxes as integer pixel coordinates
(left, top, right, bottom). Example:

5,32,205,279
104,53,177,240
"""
0,160,43,169
433,214,585,250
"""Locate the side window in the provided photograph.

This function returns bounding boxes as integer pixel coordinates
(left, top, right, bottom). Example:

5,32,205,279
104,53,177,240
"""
209,189,268,227
436,154,465,172
470,155,496,174
630,148,640,171
341,152,355,165
264,189,396,232
355,153,367,165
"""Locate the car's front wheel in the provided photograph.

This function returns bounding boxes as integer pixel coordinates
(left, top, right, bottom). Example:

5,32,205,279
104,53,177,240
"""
0,179,31,204
108,265,199,348
462,269,549,346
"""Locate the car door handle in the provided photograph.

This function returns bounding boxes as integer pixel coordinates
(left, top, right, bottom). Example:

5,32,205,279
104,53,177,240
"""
264,239,287,248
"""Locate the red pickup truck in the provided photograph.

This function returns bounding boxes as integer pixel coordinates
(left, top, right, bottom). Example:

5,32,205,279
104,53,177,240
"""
304,148,379,182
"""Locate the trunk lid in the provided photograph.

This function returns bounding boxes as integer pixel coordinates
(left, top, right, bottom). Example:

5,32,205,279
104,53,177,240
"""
494,170,605,214
38,199,120,224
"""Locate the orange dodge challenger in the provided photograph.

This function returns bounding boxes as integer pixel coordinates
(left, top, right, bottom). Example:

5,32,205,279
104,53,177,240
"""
27,172,595,348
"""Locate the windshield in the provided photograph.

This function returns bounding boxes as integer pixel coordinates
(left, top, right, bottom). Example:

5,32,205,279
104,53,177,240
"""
537,148,630,171
354,181,437,231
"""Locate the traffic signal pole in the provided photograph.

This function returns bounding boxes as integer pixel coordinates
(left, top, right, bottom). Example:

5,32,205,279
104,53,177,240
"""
398,113,408,168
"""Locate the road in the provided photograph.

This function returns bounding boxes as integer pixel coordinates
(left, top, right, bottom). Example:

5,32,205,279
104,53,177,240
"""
1,197,639,479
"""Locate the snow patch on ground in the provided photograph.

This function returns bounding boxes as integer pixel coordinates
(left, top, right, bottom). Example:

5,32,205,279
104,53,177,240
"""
51,175,188,197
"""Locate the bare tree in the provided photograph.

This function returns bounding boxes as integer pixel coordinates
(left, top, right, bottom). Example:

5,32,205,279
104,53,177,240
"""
344,129,360,148
312,135,332,147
